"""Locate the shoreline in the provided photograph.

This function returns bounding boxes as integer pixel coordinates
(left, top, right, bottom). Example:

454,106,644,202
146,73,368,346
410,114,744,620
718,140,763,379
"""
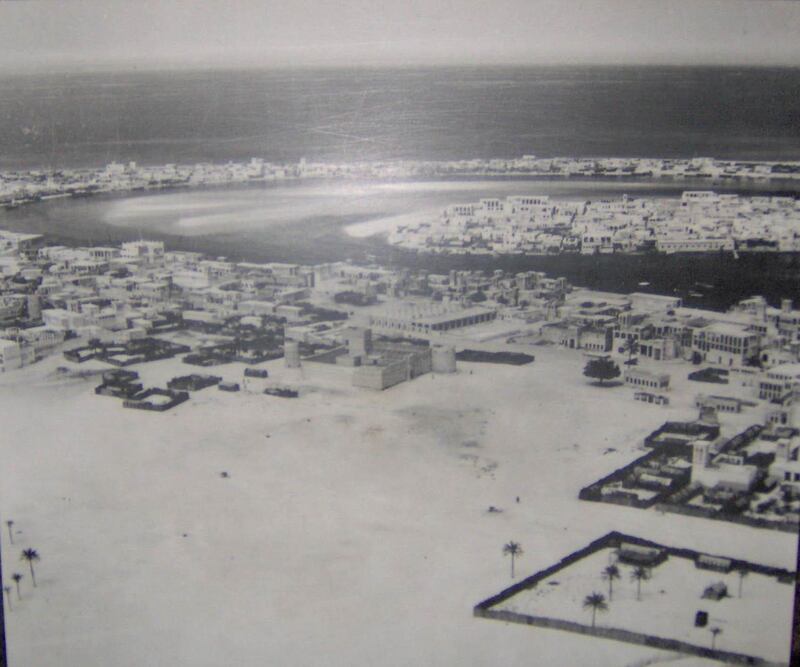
3,171,800,310
5,170,800,241
3,153,800,214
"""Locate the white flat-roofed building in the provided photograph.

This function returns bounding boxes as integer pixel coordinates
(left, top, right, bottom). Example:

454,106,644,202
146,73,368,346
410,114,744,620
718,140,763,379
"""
38,246,91,265
369,304,496,335
165,250,204,266
0,256,24,276
579,326,613,353
121,240,165,264
132,280,171,302
656,236,735,253
183,309,224,326
637,337,679,361
624,368,670,390
692,321,760,367
0,338,23,372
681,191,720,205
238,300,277,316
0,230,44,254
690,439,759,493
759,363,800,402
198,259,235,280
479,198,505,216
352,342,433,391
765,298,800,341
506,195,550,214
172,270,211,290
88,247,120,261
42,308,89,331
446,203,477,218
9,326,65,356
770,439,800,497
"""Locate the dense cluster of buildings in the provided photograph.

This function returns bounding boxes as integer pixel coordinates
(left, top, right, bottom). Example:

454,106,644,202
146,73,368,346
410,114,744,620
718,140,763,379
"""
4,227,800,396
530,288,800,380
3,227,800,462
579,413,800,532
388,190,800,255
0,230,315,373
579,395,800,532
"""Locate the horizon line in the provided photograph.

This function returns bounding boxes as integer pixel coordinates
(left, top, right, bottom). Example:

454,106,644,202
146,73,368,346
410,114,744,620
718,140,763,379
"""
5,59,800,77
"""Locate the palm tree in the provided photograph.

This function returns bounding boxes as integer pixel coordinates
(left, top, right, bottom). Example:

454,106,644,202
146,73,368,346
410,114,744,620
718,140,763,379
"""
21,548,40,587
601,564,621,601
5,520,13,544
503,541,523,579
582,592,608,628
3,585,12,611
736,566,749,598
11,573,23,600
709,626,722,650
630,566,650,601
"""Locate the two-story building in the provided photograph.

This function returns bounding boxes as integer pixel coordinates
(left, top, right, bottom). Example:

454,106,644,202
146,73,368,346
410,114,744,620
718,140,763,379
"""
691,322,760,367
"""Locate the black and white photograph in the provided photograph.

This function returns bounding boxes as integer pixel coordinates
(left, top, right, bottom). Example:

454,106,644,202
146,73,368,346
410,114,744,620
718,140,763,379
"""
1,1,799,665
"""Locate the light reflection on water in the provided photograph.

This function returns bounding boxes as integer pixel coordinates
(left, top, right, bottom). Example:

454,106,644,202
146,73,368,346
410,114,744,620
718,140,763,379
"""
98,179,698,236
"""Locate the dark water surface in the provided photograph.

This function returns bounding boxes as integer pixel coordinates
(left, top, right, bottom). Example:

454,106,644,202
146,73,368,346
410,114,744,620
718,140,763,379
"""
2,66,799,169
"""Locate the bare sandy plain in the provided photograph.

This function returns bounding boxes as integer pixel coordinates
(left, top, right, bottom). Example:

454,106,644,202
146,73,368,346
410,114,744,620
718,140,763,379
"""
0,345,795,666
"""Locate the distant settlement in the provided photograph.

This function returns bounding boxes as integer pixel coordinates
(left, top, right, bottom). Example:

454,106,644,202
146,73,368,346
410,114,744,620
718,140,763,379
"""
388,190,800,255
2,153,800,210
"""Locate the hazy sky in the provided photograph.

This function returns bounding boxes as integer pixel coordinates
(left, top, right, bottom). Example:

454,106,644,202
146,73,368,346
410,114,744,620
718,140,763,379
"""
1,0,799,71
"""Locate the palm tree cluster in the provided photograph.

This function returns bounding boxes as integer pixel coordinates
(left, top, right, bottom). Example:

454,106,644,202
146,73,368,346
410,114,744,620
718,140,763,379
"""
2,517,42,612
581,558,655,629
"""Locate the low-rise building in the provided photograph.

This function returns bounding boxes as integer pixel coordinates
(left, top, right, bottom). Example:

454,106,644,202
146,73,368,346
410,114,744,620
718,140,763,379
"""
759,363,800,403
121,240,165,264
0,230,44,255
624,368,670,390
0,338,23,372
369,304,496,335
634,391,669,406
690,439,759,493
691,322,760,367
637,337,679,361
770,438,800,497
579,326,613,353
42,308,89,331
352,345,433,390
695,394,747,414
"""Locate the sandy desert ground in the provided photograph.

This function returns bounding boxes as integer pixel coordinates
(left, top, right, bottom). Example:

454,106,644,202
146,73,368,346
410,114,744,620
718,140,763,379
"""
0,345,795,667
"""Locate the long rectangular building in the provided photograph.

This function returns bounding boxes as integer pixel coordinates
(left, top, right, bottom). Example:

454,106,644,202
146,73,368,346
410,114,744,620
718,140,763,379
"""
369,305,496,335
